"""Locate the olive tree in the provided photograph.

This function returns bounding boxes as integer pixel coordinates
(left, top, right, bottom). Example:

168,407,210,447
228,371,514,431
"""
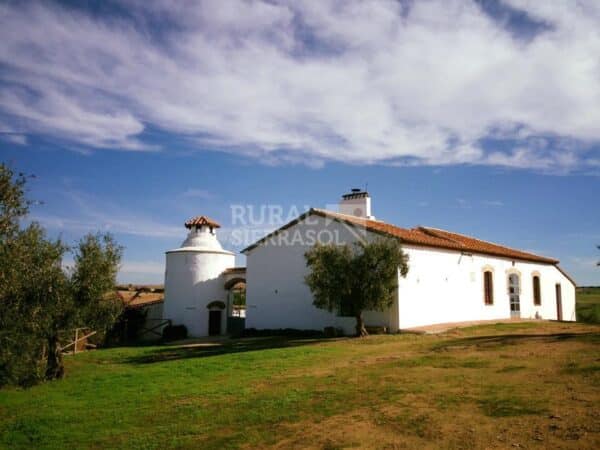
305,237,409,336
0,163,123,385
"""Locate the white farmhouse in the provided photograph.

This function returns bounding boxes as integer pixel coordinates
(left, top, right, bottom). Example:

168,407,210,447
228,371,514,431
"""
242,190,576,334
163,216,246,337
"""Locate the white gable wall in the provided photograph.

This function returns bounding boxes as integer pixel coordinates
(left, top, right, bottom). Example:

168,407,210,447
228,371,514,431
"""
245,215,395,335
398,246,576,329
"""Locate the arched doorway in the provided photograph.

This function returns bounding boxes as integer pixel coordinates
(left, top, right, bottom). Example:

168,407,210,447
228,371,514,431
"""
206,301,226,336
508,273,521,318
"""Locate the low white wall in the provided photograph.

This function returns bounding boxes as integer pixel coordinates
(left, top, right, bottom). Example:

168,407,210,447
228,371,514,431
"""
397,246,576,329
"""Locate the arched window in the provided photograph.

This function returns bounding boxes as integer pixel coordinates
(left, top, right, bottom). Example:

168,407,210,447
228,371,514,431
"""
533,275,541,306
483,270,494,305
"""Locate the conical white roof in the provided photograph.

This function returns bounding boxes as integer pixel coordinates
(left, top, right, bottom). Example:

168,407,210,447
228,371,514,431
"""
167,217,233,255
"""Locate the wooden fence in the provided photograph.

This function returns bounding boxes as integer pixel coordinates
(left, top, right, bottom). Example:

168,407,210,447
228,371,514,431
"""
60,328,97,355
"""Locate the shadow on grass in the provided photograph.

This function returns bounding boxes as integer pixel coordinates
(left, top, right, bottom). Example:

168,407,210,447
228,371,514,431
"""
433,331,600,351
123,336,343,364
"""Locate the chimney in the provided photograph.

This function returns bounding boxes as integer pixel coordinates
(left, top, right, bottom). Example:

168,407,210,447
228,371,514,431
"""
339,189,373,219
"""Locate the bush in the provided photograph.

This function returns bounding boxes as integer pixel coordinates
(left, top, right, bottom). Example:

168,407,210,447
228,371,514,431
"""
241,328,324,338
577,303,600,324
162,324,188,341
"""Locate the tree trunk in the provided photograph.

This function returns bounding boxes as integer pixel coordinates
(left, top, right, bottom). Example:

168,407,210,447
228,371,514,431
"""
355,312,368,337
45,335,64,380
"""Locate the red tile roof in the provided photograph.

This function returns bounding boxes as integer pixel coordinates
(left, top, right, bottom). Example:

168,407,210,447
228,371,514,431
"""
117,289,164,309
185,215,221,229
312,209,559,264
222,267,246,274
242,208,560,266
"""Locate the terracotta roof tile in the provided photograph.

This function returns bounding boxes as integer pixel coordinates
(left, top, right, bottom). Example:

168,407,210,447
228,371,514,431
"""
242,208,559,266
185,215,221,229
118,289,164,309
223,267,246,274
311,209,558,264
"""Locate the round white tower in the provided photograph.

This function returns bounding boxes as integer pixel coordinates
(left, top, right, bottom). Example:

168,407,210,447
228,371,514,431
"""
163,216,235,336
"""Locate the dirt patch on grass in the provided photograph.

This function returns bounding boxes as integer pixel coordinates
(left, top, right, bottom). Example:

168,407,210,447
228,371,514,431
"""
241,324,600,450
256,398,599,450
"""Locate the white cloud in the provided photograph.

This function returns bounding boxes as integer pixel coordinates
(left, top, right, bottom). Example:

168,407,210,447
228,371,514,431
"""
0,133,27,145
0,120,28,144
0,0,599,171
117,259,166,284
120,260,165,275
482,200,504,207
30,188,181,239
456,198,471,209
63,254,165,284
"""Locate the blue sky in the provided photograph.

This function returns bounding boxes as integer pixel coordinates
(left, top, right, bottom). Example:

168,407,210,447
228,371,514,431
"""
1,0,599,285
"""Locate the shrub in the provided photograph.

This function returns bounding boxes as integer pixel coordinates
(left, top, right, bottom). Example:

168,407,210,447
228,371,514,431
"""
162,324,188,341
577,303,600,324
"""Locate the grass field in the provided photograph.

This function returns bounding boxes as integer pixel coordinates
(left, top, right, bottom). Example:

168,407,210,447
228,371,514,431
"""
1,321,599,449
577,286,600,323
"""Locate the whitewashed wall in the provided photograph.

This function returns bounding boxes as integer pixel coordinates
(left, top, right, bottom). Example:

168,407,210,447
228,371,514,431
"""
163,250,234,336
245,215,394,335
245,212,576,334
397,246,576,329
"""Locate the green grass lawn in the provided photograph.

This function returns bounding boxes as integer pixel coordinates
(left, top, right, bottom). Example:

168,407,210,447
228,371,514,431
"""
577,286,600,323
1,321,599,449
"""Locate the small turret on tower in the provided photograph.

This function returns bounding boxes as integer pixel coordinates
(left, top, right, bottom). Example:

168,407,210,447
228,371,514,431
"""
180,215,224,251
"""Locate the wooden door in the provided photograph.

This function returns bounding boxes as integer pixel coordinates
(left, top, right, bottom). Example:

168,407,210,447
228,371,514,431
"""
555,284,563,321
208,310,222,335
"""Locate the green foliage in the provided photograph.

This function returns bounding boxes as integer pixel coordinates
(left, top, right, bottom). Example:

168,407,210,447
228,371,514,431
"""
231,289,246,306
70,234,123,335
0,222,68,386
0,165,30,238
305,238,409,336
576,286,600,324
0,164,123,386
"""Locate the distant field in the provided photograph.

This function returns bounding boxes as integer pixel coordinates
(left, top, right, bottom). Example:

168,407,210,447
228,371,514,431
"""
577,286,600,323
1,321,599,449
